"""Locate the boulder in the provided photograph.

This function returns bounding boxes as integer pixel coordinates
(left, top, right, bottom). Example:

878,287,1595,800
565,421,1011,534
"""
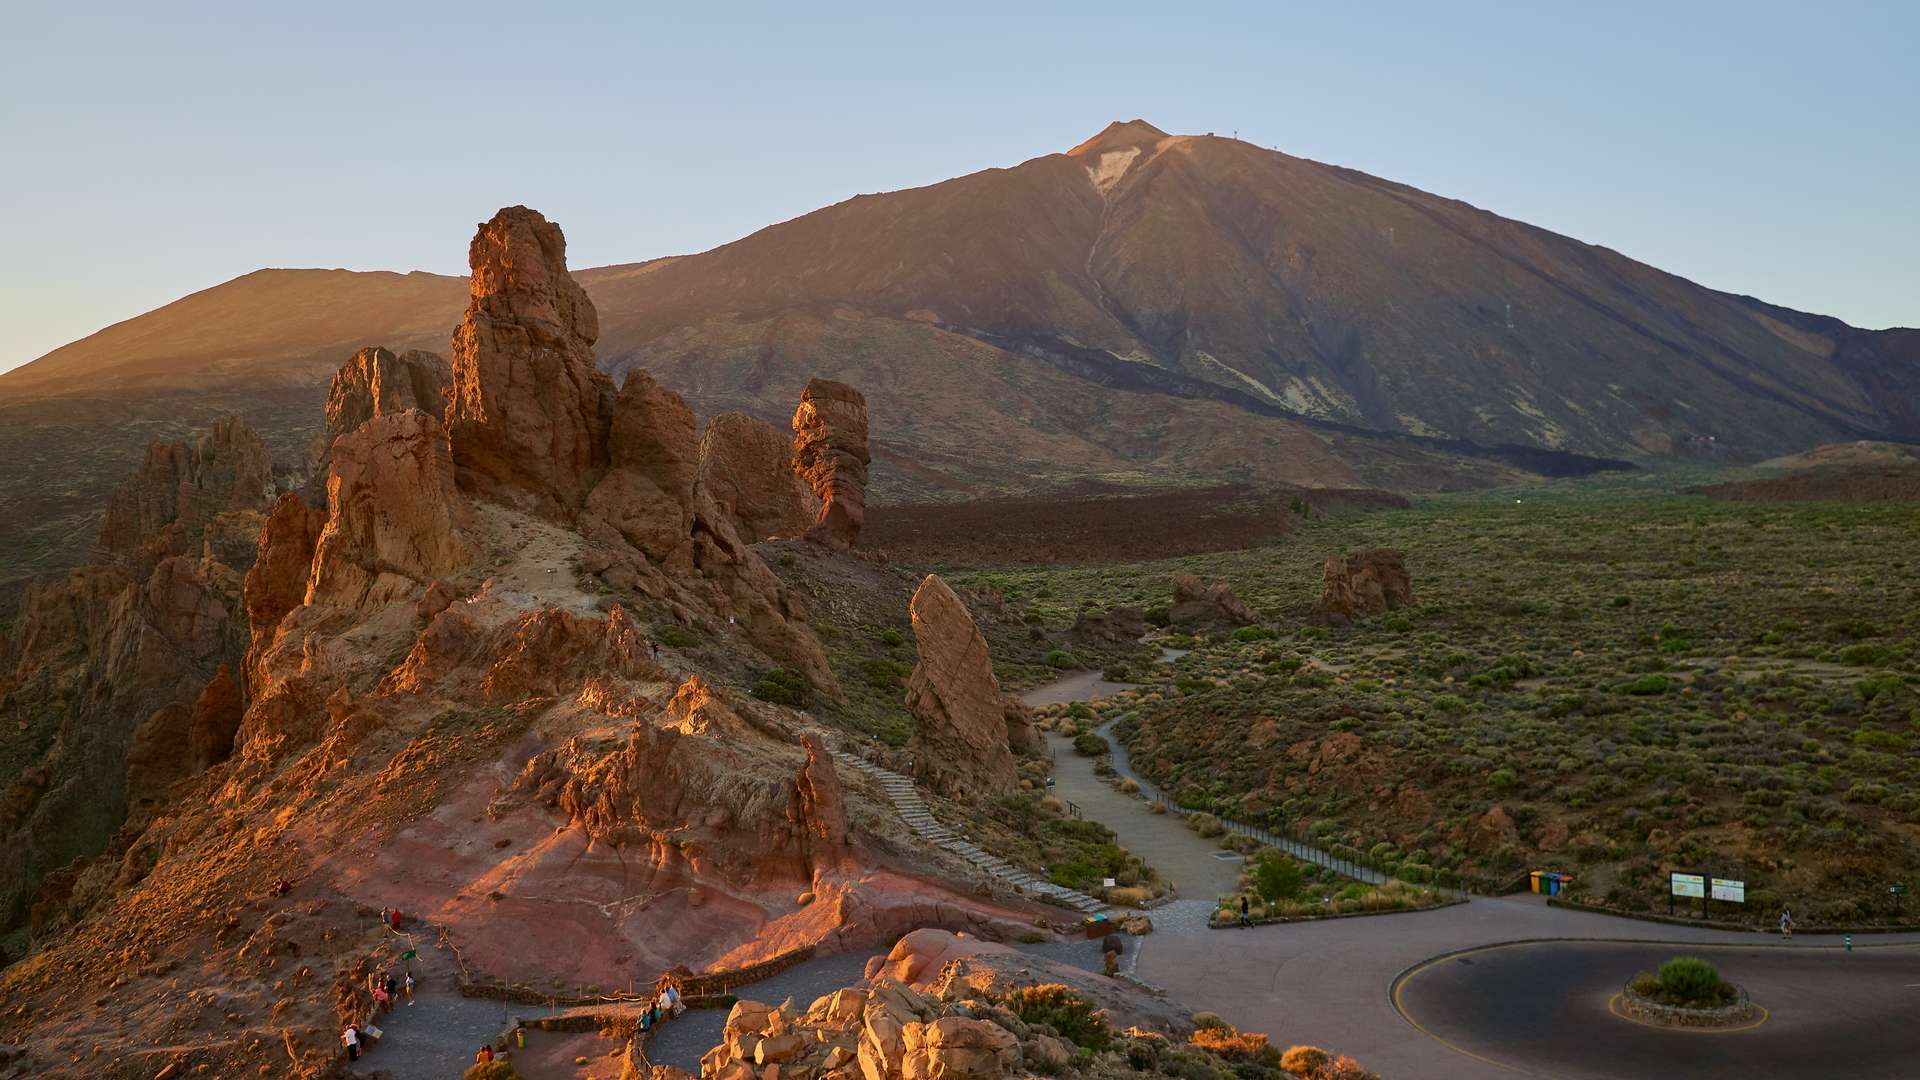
445,205,613,516
904,576,1020,798
1168,574,1256,629
699,412,818,543
792,379,871,549
306,409,472,611
1069,606,1147,644
900,1016,1020,1080
1316,548,1413,624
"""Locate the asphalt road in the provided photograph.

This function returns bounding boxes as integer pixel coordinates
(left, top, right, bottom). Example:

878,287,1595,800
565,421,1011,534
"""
1393,939,1920,1079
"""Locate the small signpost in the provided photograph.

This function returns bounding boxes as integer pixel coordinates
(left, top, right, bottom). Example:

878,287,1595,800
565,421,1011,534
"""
1892,882,1907,917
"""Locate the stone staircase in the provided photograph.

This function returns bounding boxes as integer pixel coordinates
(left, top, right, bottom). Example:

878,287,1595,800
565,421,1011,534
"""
830,750,1107,916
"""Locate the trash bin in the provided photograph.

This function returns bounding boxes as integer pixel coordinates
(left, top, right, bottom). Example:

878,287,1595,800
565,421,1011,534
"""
1529,871,1544,894
1545,874,1560,897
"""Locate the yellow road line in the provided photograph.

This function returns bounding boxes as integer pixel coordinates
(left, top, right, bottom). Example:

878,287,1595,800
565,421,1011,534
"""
1391,946,1551,1078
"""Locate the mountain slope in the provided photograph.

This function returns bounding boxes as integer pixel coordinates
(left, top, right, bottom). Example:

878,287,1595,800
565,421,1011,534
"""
2,120,1914,612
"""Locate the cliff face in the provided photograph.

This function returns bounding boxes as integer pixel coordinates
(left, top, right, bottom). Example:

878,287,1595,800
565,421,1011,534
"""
0,417,269,954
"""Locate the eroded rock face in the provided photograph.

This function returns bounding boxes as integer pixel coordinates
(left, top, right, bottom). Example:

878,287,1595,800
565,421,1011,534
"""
306,409,472,611
513,677,836,888
1168,574,1256,628
1316,548,1413,624
699,412,818,543
96,416,271,574
308,346,452,487
582,369,701,566
445,205,612,515
904,575,1021,798
792,378,871,549
241,492,326,695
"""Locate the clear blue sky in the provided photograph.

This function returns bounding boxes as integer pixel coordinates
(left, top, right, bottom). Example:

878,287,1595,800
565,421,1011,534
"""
2,1,1914,371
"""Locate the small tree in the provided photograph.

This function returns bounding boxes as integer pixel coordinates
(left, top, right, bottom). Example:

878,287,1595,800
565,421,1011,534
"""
1253,851,1304,903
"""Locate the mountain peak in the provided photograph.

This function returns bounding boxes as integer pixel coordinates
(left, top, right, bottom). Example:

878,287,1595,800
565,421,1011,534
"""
1067,119,1169,157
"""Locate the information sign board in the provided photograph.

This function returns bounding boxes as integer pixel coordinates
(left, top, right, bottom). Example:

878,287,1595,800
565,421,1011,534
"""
1670,872,1705,898
1710,878,1745,903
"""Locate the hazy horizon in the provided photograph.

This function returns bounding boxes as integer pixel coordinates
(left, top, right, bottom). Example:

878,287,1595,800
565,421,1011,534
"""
3,1,1915,374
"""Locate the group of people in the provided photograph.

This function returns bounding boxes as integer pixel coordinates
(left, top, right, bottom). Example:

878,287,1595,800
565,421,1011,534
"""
343,968,416,1061
639,982,687,1034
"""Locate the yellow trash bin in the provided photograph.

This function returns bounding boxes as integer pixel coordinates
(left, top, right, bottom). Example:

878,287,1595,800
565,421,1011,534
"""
1529,870,1544,894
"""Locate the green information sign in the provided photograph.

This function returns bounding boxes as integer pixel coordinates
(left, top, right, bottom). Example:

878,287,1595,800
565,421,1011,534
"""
1892,884,1908,895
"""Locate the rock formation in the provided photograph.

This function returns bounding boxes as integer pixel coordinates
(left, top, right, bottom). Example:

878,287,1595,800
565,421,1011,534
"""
445,205,611,515
1315,548,1413,624
1069,605,1147,644
1168,574,1257,629
904,575,1034,798
792,378,871,549
307,409,473,612
95,415,271,574
699,411,819,543
306,345,452,488
240,492,326,694
0,417,265,949
582,369,701,567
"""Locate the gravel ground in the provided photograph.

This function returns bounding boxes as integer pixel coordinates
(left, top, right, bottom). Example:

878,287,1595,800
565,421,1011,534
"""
349,981,521,1078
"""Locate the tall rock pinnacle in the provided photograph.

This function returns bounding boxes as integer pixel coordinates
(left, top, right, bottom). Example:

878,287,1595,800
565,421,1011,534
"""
444,206,613,516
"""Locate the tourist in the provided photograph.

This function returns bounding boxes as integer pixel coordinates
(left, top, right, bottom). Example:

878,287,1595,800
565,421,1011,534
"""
273,878,292,897
343,1024,361,1062
1780,907,1796,939
1239,896,1253,928
649,999,661,1027
373,984,392,1013
640,1008,653,1035
477,1045,495,1063
663,982,684,1016
403,970,415,1005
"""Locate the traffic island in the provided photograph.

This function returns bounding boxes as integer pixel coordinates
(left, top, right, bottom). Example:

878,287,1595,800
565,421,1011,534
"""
1610,956,1763,1030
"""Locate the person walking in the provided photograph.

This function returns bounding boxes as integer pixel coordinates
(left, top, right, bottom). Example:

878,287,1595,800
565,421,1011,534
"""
403,970,415,1005
1239,895,1253,928
343,1024,361,1062
1780,906,1796,940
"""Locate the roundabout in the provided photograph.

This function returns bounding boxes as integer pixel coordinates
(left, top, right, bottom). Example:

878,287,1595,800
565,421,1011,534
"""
1392,939,1920,1078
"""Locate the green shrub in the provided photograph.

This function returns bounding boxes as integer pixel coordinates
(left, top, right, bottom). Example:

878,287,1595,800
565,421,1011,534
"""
465,1062,520,1080
1231,625,1277,642
750,668,811,708
878,628,906,647
860,658,912,691
1624,674,1670,695
655,623,697,648
1431,694,1468,712
1655,956,1728,1006
1009,984,1111,1051
1488,767,1518,790
1144,607,1172,628
1045,650,1079,669
1073,732,1109,757
1101,664,1133,681
1838,643,1890,666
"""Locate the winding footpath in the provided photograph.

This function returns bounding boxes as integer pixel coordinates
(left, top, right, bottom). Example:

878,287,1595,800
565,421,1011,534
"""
1019,662,1920,1080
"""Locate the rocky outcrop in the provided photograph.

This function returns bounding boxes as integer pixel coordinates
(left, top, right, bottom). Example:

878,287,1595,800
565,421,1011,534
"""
1168,574,1257,629
95,416,272,574
698,412,818,543
512,677,838,889
904,575,1028,798
1315,548,1413,625
307,409,472,612
792,379,871,549
240,493,326,694
123,664,242,827
445,205,612,516
307,346,451,487
582,369,701,566
1069,605,1147,644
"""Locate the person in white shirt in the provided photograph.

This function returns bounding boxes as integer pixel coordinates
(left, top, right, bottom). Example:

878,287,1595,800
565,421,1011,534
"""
343,1025,361,1061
